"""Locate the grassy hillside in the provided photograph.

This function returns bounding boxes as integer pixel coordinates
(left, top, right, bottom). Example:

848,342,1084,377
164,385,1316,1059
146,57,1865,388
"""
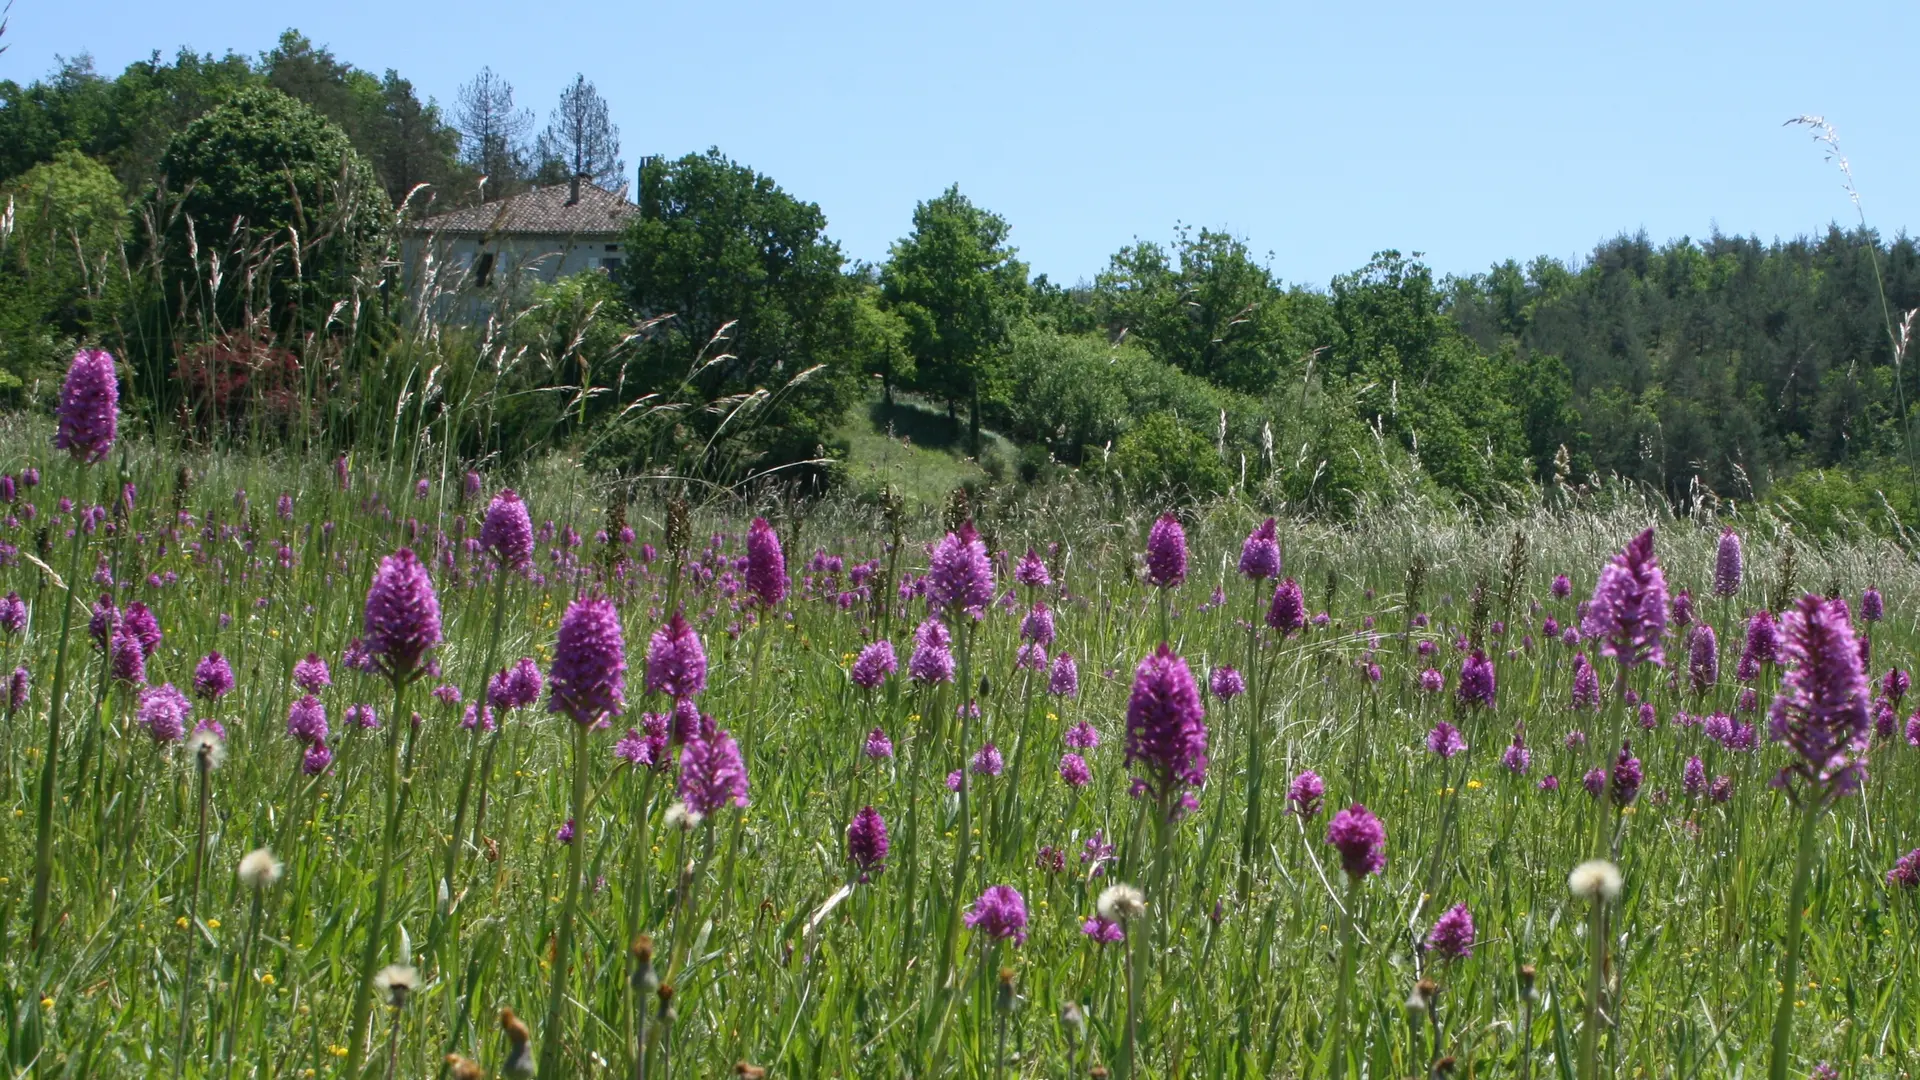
835,390,1019,507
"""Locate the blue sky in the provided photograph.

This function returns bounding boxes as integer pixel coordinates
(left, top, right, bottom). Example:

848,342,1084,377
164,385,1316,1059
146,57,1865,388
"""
9,0,1914,288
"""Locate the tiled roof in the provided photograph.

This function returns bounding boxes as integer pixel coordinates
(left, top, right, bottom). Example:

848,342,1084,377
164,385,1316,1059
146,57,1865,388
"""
410,181,637,237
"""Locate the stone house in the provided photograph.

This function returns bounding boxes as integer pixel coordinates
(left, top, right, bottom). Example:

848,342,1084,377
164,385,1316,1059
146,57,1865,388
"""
401,176,637,312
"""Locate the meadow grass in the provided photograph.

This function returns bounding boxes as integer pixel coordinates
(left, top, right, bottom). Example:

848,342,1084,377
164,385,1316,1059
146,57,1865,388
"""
0,415,1915,1079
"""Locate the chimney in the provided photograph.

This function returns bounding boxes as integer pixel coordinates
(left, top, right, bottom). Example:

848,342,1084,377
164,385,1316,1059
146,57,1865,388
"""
567,173,582,206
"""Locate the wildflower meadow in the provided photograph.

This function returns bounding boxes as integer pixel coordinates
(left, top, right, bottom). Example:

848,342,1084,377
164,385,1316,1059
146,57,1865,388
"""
5,350,1920,1079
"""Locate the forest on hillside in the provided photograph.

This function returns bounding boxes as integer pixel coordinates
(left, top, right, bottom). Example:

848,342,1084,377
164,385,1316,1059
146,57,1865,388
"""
2,32,1917,529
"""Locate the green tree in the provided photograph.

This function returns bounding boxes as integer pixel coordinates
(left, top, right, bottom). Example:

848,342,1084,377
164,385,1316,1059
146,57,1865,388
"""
846,278,912,404
452,67,532,200
0,50,260,189
1274,378,1403,517
156,85,389,336
1029,273,1101,335
261,31,373,142
880,185,1028,454
1498,346,1589,484
1108,411,1231,500
263,31,465,210
534,75,622,190
367,70,467,214
0,150,127,386
1331,251,1529,504
1444,228,1920,505
1095,226,1326,395
99,50,260,190
1002,327,1266,468
600,148,862,486
0,56,113,182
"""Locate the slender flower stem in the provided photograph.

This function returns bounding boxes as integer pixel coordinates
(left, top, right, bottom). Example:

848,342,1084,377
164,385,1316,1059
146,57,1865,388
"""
666,824,714,977
1768,804,1823,1080
710,809,747,945
896,687,933,987
1121,913,1142,1080
73,626,111,815
1239,577,1266,898
72,527,122,814
837,685,866,841
175,752,212,1076
658,990,675,1080
1578,892,1608,1080
384,1003,405,1080
937,621,975,992
743,620,771,764
224,886,266,1077
992,965,1010,1080
625,770,657,945
996,676,1040,864
1517,980,1535,1080
468,726,506,853
27,513,86,952
347,676,410,1072
445,569,510,892
540,719,593,1077
1329,874,1361,1080
634,999,649,1080
1422,747,1473,900
427,567,512,1066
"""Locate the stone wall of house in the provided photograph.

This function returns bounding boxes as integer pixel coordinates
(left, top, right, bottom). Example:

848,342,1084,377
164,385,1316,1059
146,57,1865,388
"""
397,232,627,320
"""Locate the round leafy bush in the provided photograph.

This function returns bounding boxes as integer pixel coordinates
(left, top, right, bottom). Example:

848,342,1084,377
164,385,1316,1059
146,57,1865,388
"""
159,86,389,326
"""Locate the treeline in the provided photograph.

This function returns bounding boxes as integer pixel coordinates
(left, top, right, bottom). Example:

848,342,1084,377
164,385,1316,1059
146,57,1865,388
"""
0,31,616,211
3,31,1918,527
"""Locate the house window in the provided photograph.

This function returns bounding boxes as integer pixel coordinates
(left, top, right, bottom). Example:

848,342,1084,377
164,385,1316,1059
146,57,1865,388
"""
472,251,496,288
601,257,624,271
604,243,621,252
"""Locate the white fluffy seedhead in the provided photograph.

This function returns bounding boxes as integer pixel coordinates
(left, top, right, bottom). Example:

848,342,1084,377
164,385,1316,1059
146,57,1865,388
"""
237,847,282,889
1568,859,1623,902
